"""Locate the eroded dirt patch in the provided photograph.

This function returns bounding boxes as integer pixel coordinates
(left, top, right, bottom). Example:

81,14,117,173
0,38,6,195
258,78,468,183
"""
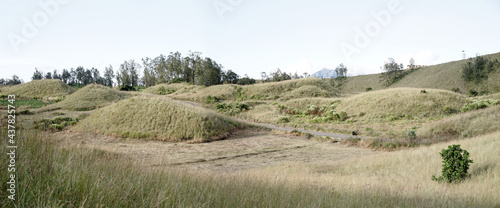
52,129,376,173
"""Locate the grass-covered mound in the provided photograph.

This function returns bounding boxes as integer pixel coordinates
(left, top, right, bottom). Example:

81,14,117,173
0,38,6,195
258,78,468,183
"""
337,88,468,119
418,105,500,142
0,79,75,98
50,84,129,111
143,82,201,95
243,78,337,100
164,78,338,103
74,96,244,142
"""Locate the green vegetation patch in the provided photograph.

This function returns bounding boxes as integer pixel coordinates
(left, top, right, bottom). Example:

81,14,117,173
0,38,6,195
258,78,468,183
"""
0,99,50,109
34,117,80,131
73,96,244,142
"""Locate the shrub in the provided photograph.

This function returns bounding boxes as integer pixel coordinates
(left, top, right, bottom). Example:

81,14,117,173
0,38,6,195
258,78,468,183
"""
278,116,290,123
339,111,348,121
451,88,460,93
205,95,220,104
432,144,473,183
157,86,175,95
442,106,453,114
406,129,417,141
18,109,33,115
469,89,478,97
216,102,250,116
33,117,79,131
461,130,469,138
420,90,427,94
461,99,495,112
365,87,372,92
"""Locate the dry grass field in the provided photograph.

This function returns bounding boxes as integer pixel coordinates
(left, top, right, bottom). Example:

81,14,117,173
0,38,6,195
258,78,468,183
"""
1,53,500,207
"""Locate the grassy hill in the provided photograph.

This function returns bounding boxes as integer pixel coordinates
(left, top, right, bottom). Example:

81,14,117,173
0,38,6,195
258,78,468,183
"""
340,52,500,94
336,88,468,119
49,84,129,111
73,96,244,142
166,78,338,103
0,79,75,99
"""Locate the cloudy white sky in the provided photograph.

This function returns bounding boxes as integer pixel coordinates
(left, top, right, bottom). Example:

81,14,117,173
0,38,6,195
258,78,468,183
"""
1,0,500,82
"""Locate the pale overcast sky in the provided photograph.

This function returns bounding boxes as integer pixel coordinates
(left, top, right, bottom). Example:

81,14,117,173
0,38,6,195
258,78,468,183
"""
1,0,500,82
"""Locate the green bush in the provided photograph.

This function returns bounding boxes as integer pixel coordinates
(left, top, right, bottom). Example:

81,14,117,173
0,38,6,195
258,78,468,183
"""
469,89,478,97
442,106,453,114
33,117,79,131
339,111,348,121
406,129,417,141
216,102,250,116
451,88,460,93
205,95,220,104
278,116,290,123
365,87,373,92
158,86,175,95
432,144,473,183
461,99,498,112
420,90,427,94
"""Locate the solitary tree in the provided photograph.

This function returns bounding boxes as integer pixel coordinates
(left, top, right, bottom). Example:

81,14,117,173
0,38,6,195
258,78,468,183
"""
44,72,52,79
409,58,415,69
32,68,43,80
61,69,71,84
260,72,267,83
381,57,403,86
103,65,115,87
335,63,348,79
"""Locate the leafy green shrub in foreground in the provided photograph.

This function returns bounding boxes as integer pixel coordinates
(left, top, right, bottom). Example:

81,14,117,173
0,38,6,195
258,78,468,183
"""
432,144,473,183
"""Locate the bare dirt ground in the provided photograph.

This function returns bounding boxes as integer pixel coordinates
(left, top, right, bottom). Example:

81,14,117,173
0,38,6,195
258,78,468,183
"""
52,128,377,173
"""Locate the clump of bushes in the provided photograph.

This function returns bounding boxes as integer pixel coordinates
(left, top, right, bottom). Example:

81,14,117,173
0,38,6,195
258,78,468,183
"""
462,55,499,83
216,102,250,116
158,86,175,95
278,116,290,123
205,95,220,104
442,106,454,114
365,87,372,92
461,99,500,112
276,102,347,123
420,90,427,94
34,117,80,131
451,88,460,93
469,89,478,97
432,144,473,183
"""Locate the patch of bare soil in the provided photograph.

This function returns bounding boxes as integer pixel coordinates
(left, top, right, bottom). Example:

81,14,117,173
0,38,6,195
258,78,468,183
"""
52,128,376,173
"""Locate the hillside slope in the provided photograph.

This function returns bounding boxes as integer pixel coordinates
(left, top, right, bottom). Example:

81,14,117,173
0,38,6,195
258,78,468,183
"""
0,79,75,98
340,52,500,94
50,84,129,111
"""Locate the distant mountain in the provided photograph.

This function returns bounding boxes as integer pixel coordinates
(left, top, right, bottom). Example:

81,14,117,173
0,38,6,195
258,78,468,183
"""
311,68,337,78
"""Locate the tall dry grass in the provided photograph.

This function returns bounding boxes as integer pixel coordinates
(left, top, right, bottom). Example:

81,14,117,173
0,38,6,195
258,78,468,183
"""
0,79,75,99
48,84,129,111
73,96,244,142
241,132,500,207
